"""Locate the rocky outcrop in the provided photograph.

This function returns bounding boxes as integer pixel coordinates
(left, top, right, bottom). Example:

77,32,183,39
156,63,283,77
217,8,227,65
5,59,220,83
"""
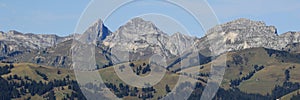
166,33,196,56
0,30,72,56
278,31,300,47
103,18,195,59
79,19,111,44
194,18,300,56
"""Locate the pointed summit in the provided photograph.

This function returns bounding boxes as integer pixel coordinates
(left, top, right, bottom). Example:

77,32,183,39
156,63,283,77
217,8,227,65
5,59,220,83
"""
81,19,111,42
117,17,163,35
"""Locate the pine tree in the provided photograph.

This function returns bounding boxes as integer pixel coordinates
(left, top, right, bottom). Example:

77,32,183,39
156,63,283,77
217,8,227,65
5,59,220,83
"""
165,84,171,93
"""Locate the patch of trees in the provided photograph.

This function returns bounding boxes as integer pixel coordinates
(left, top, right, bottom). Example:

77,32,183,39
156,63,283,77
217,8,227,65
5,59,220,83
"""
165,84,171,93
118,83,130,97
35,70,48,80
232,55,243,65
0,76,20,99
142,64,151,74
105,82,137,98
185,82,268,100
7,74,22,80
0,74,86,100
181,72,209,83
134,63,151,75
135,66,141,75
102,62,113,68
129,63,135,67
197,77,207,83
271,82,300,99
285,69,290,81
230,65,265,87
265,48,289,57
0,64,13,75
254,65,264,71
198,73,210,77
139,86,155,99
230,70,255,87
57,70,61,74
189,81,300,100
104,82,156,99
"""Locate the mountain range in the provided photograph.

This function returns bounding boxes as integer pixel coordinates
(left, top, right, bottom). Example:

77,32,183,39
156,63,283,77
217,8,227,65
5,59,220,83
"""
0,18,299,69
1,17,300,99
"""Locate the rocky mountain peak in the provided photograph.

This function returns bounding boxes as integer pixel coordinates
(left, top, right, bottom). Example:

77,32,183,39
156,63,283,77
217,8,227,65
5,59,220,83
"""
208,18,276,35
227,18,266,26
7,30,23,35
195,18,282,55
91,19,105,31
80,19,111,43
117,17,163,35
217,18,277,35
127,17,154,27
103,17,186,59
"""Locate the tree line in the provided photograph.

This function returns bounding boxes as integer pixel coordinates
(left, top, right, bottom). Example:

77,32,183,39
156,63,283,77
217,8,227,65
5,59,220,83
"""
0,73,86,100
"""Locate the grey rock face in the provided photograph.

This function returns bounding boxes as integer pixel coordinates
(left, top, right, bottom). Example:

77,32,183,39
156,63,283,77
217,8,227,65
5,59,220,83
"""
103,18,195,59
79,19,111,44
0,30,72,56
195,18,300,55
0,19,111,68
278,31,300,47
102,17,297,59
167,32,196,56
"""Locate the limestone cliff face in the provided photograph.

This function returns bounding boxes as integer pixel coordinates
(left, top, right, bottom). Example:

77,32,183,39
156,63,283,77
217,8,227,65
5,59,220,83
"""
103,18,195,59
0,30,72,56
279,31,300,48
79,19,111,44
194,18,300,55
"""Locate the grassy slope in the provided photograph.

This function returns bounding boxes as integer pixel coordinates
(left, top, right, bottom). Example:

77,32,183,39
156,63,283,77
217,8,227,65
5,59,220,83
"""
1,63,75,82
180,47,300,95
0,61,182,99
3,47,300,99
0,63,76,99
99,64,179,99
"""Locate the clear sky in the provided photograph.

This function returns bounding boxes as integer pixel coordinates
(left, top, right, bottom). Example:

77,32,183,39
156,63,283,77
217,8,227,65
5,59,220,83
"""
0,0,299,37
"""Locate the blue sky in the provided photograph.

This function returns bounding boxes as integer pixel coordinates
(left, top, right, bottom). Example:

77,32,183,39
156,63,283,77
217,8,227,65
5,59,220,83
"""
0,0,299,37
